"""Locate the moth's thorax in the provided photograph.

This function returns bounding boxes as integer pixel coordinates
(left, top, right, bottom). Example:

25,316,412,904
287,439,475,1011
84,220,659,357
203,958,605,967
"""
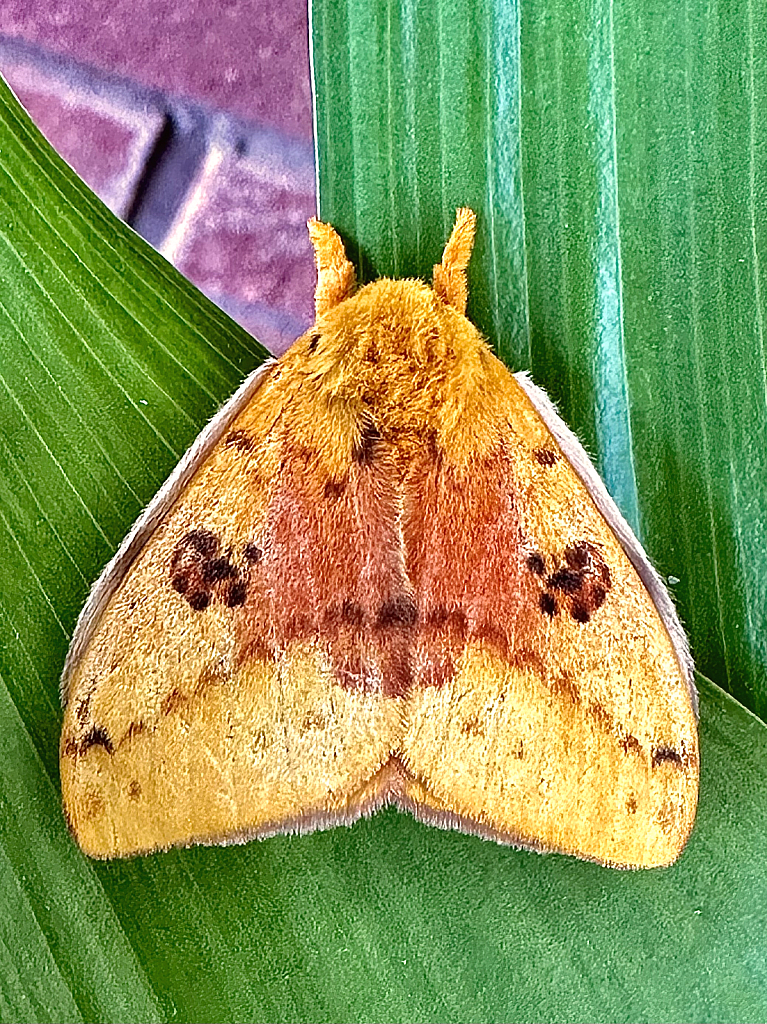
282,277,501,467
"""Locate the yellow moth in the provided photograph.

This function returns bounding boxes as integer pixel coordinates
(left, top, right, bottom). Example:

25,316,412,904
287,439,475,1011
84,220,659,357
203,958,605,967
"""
61,209,698,867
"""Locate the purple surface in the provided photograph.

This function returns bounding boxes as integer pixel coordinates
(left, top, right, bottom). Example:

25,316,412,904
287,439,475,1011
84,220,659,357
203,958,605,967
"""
5,56,165,217
162,138,316,353
0,0,313,140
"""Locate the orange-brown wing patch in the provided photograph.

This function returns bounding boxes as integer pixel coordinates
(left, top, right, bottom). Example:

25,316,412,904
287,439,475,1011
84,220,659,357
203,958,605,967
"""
399,363,698,868
61,365,406,858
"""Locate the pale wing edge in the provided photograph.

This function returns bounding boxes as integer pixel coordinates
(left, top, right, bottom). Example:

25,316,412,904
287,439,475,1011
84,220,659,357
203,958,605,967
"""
514,370,697,717
60,359,276,705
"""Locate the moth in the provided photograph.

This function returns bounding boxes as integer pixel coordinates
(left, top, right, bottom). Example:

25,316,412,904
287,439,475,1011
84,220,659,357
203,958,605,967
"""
60,209,699,867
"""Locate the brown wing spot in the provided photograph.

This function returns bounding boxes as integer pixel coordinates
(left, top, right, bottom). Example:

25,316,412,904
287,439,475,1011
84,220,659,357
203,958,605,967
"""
75,688,94,725
225,429,254,452
564,542,590,570
353,421,381,465
170,530,249,612
377,595,417,628
225,580,248,607
534,447,559,466
324,477,347,500
188,590,211,611
547,567,584,594
243,543,263,563
128,780,142,801
626,795,638,814
527,551,546,576
652,746,684,768
203,557,238,583
340,599,365,626
308,332,321,354
80,725,114,755
536,541,612,624
539,592,557,616
184,529,219,556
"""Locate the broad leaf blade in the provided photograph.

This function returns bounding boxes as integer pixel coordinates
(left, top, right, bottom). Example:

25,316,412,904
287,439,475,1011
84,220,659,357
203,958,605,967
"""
2,7,767,1020
313,0,767,719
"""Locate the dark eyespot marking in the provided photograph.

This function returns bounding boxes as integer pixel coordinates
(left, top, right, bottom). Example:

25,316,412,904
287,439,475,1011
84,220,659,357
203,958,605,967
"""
377,595,417,628
80,725,114,755
341,599,365,626
171,574,190,593
564,543,590,570
308,332,321,354
324,478,347,500
539,592,557,616
225,580,248,607
590,584,607,610
128,780,142,801
75,690,94,725
570,601,591,623
243,543,262,563
203,557,237,583
353,421,381,465
547,568,584,594
225,429,254,452
182,529,219,557
652,746,684,768
527,551,546,576
534,447,558,466
188,590,211,611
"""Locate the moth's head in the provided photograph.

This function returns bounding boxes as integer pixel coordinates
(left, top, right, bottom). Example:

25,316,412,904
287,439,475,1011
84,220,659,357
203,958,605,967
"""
301,209,479,367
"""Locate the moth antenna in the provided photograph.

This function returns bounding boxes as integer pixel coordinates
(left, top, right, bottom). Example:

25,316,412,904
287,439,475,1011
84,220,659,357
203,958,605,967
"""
433,207,477,314
307,218,357,315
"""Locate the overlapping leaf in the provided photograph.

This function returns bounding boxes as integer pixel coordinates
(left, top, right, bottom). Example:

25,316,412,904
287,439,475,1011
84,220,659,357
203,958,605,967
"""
1,0,767,1017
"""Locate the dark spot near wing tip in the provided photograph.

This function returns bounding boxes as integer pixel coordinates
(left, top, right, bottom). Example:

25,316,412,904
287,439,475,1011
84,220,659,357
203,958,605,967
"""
353,421,381,465
590,584,607,609
171,574,189,594
564,543,590,570
539,592,557,617
243,543,262,563
75,691,93,725
128,780,142,801
570,601,591,623
377,595,417,628
80,725,114,755
527,551,545,576
183,529,219,556
534,447,558,466
203,557,237,583
308,332,321,353
225,429,254,452
226,580,248,607
627,795,638,814
547,568,585,594
324,477,347,500
188,590,211,611
341,599,365,626
652,746,684,768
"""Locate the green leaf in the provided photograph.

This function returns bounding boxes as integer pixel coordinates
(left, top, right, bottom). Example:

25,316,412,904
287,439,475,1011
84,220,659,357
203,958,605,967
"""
2,0,767,1017
313,0,767,720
